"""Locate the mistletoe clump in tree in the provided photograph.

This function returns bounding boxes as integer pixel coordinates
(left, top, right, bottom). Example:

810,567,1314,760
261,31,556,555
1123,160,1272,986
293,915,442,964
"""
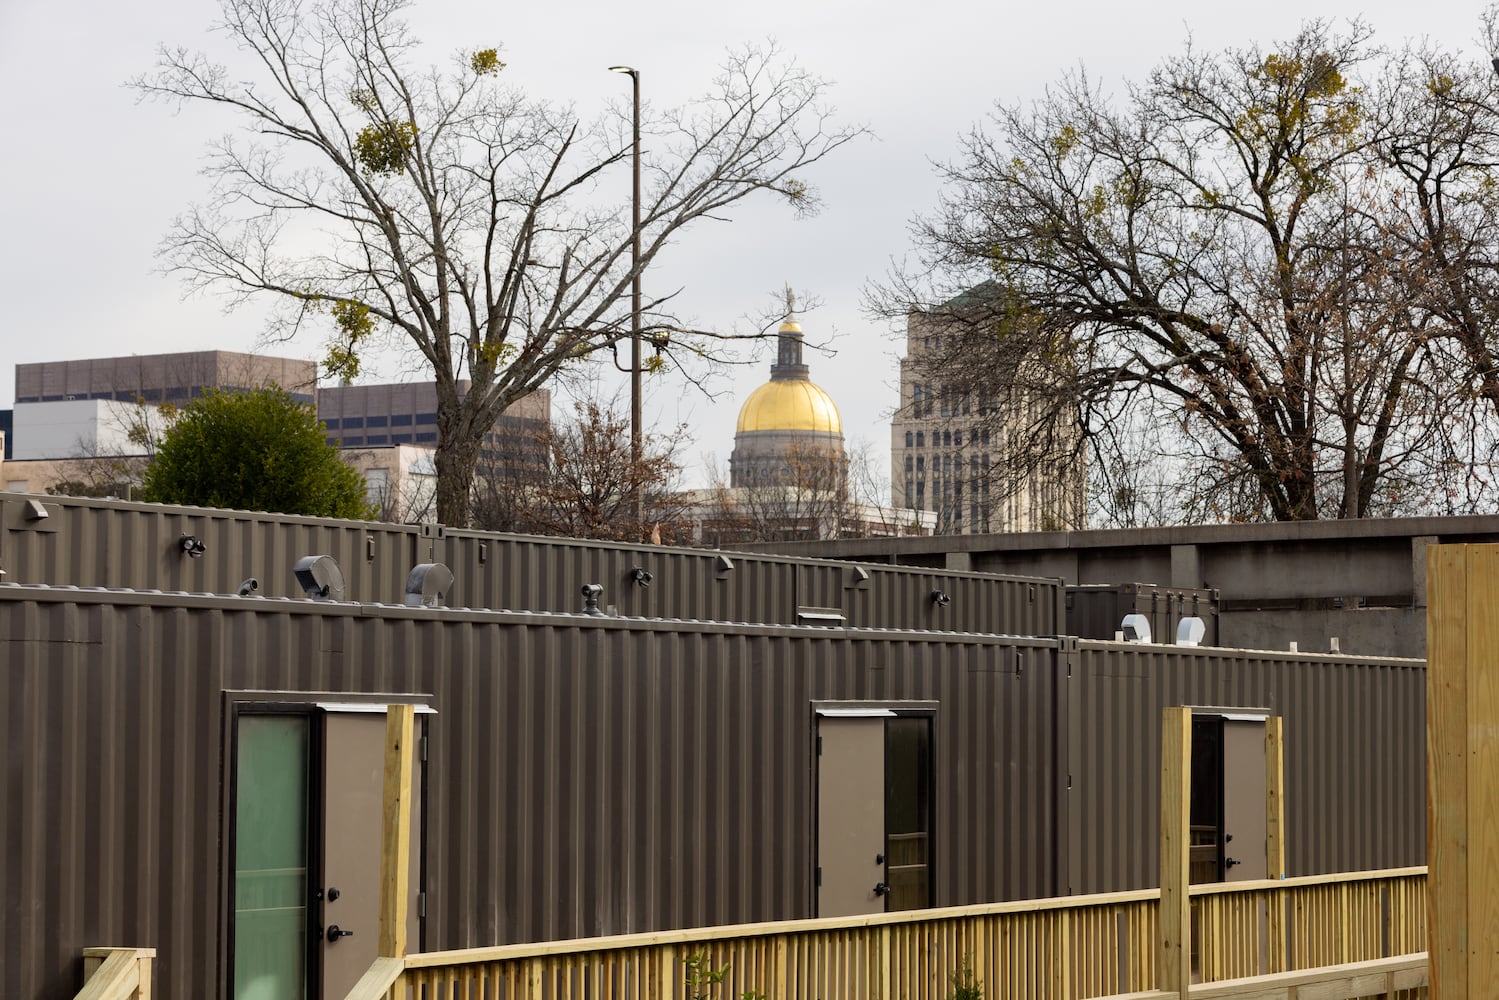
137,0,864,525
879,16,1499,524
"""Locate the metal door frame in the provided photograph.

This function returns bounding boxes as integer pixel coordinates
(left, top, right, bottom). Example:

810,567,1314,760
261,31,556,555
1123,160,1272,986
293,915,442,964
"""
811,701,938,915
1187,707,1270,882
218,691,432,1000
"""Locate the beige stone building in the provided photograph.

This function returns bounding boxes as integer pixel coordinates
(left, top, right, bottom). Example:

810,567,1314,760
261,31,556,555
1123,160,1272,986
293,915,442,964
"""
890,303,1086,534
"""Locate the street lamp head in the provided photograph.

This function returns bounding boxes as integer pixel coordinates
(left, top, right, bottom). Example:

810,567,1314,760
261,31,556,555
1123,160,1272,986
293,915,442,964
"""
609,65,637,77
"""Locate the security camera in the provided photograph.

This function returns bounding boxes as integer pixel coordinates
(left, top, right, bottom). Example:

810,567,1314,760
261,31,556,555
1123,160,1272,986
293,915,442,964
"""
236,577,260,597
629,567,654,587
930,589,951,608
179,534,207,558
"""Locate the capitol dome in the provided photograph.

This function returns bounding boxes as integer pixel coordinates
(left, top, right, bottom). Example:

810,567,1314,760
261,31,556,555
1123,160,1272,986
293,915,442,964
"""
735,328,843,435
729,315,848,489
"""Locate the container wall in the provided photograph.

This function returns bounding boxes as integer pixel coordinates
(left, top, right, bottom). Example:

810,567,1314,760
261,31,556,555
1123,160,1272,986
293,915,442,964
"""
1062,640,1426,896
0,496,1062,635
0,586,1063,1000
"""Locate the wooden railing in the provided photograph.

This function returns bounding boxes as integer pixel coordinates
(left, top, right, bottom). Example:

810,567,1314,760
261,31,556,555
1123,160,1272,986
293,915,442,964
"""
345,867,1426,1000
74,948,155,1000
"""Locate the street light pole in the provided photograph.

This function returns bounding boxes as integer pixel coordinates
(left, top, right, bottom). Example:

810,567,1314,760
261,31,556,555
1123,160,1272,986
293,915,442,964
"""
609,65,644,532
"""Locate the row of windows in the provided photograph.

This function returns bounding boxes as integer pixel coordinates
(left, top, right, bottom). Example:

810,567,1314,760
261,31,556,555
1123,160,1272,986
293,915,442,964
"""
904,428,991,449
328,431,439,448
910,384,979,419
322,412,436,430
906,454,992,476
24,387,316,405
904,481,995,528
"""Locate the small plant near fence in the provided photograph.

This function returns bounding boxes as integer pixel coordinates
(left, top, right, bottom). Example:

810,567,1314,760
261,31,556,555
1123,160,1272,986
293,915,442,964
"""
947,961,983,1000
683,948,766,1000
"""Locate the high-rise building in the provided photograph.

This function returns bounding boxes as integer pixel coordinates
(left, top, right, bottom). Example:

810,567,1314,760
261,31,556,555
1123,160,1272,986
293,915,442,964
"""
890,297,1086,534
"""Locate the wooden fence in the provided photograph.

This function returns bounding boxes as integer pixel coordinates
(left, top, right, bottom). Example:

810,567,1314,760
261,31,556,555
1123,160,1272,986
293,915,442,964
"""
343,867,1426,1000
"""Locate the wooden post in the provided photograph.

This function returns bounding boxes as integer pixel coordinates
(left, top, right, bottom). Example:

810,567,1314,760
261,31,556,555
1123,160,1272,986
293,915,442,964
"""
1159,706,1192,997
1427,543,1499,997
1265,716,1287,974
1265,716,1289,971
379,704,415,959
1265,716,1286,880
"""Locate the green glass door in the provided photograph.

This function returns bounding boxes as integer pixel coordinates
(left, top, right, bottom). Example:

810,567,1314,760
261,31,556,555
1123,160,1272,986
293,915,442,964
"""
233,715,312,1000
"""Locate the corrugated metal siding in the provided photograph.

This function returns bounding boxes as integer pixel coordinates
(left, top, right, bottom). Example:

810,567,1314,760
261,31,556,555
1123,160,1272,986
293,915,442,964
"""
0,586,1062,1000
1,496,1062,635
1063,641,1426,896
0,579,1423,1000
1,495,424,602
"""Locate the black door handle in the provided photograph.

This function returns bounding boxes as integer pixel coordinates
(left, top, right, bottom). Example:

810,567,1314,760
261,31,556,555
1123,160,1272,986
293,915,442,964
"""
326,925,354,943
873,881,890,897
1225,857,1241,869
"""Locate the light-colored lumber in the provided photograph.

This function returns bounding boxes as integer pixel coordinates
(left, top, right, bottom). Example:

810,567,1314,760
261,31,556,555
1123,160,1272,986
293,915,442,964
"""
1160,706,1193,996
379,705,415,959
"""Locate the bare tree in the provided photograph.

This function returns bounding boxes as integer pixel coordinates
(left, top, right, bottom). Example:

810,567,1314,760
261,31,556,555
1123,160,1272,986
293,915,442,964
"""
877,19,1499,524
135,0,866,526
472,397,687,542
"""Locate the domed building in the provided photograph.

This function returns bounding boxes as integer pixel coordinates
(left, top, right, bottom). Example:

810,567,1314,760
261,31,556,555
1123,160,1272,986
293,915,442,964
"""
729,310,847,491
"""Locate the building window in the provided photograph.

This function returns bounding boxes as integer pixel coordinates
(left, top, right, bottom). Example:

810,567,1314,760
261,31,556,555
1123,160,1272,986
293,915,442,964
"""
416,432,437,443
367,415,389,428
916,456,925,473
905,431,913,448
417,412,437,425
916,431,925,448
905,456,913,474
942,430,951,447
954,429,962,448
982,429,991,447
391,413,413,427
343,416,365,429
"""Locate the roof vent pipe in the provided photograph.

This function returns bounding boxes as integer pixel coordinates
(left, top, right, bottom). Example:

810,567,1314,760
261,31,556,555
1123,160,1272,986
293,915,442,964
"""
581,583,606,616
405,563,454,608
1121,613,1152,643
294,555,345,602
1175,616,1206,647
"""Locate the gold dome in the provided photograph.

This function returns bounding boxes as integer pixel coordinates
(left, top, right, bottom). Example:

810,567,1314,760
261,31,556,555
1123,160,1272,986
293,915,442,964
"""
735,378,843,435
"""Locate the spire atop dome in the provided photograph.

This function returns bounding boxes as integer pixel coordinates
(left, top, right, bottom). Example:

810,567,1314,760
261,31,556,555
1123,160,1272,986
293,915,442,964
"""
770,283,808,380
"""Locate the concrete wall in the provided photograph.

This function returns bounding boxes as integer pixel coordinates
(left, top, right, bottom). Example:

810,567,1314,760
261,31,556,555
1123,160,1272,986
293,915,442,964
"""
747,516,1499,658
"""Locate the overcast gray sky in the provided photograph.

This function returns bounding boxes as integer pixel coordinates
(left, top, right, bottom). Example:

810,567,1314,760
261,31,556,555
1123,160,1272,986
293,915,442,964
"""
0,0,1485,490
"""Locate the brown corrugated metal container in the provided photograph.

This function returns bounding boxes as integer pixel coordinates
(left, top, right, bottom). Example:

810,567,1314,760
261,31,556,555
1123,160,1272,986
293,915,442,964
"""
0,584,1063,1000
1061,640,1425,896
1064,583,1220,645
0,495,1063,635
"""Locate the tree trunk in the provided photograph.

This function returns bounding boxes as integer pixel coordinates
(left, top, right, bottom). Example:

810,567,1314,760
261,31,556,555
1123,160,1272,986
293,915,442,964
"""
433,384,482,527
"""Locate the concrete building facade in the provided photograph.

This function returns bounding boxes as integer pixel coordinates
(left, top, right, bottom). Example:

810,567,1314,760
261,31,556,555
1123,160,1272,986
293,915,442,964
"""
890,301,1086,534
